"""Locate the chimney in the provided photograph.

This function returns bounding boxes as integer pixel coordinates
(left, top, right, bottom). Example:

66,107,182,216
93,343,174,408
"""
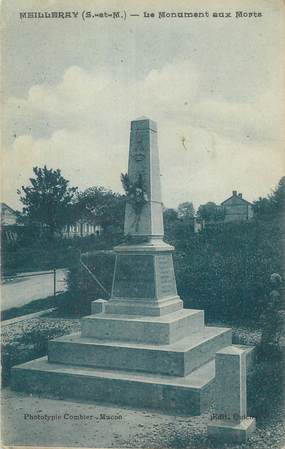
233,190,237,196
238,193,242,198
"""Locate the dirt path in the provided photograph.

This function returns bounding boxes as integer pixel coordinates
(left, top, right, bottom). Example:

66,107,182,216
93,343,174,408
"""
1,269,68,311
1,388,187,448
2,388,284,449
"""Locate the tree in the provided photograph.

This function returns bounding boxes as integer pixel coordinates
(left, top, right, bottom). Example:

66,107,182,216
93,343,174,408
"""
177,202,195,222
252,197,272,217
163,207,193,244
75,186,125,236
197,202,224,222
18,166,77,237
163,208,180,237
253,177,285,218
163,208,179,224
271,176,285,213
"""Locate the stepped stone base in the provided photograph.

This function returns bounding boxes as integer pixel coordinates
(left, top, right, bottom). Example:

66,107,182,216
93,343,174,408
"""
81,309,204,345
104,296,183,316
11,304,232,413
11,358,216,415
49,327,231,376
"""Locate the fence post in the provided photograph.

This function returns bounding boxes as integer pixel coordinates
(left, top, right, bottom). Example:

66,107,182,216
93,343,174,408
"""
53,268,56,298
208,345,256,443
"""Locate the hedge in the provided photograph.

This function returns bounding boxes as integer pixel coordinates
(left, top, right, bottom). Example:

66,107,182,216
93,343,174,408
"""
66,217,283,325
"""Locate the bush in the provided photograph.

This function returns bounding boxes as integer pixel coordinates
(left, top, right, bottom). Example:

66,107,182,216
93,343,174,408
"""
64,215,283,325
172,217,283,325
247,351,284,419
1,241,80,276
67,251,115,315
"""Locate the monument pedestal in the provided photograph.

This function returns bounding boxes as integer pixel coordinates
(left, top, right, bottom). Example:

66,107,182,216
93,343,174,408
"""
11,118,242,417
107,240,182,316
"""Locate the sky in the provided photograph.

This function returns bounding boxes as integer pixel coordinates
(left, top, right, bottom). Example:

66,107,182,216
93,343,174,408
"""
2,0,285,210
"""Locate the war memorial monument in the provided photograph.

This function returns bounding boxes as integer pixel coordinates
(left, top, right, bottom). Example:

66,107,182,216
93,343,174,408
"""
11,117,256,443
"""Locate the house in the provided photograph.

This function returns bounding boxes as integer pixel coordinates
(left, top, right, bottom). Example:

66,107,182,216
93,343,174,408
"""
1,203,103,240
221,190,253,222
0,203,21,241
1,203,18,226
194,190,253,232
62,220,103,238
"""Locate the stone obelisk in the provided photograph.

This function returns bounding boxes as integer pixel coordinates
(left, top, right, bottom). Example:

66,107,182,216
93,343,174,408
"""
106,117,183,316
124,117,164,239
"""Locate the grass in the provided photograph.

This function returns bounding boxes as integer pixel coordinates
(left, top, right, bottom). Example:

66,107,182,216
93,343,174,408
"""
1,292,69,321
1,315,80,386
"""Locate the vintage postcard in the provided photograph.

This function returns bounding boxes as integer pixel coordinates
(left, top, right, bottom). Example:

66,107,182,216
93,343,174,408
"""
1,0,284,448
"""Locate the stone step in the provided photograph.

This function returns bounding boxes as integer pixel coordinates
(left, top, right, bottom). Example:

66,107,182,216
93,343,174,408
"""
48,326,232,376
11,357,216,415
81,308,204,345
105,296,183,316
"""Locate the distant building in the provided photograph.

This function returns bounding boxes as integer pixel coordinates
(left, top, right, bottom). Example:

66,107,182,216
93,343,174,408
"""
194,190,253,232
0,203,22,241
1,203,104,240
1,203,17,226
62,220,103,238
221,190,253,222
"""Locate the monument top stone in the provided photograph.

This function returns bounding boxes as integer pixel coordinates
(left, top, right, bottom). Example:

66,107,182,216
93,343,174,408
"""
131,117,157,132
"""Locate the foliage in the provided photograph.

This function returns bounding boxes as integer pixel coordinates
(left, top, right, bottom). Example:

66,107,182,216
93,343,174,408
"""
177,202,195,222
252,196,273,217
247,356,284,419
1,239,80,275
18,166,77,237
163,208,180,240
75,186,125,238
2,183,126,276
67,251,115,314
66,211,283,327
253,176,285,218
173,216,283,325
66,193,283,327
12,170,285,330
197,201,225,222
121,173,148,213
272,176,285,210
163,208,193,246
121,173,148,230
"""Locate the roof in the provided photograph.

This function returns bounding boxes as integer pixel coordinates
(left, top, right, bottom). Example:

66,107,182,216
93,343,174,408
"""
0,202,17,214
221,194,252,206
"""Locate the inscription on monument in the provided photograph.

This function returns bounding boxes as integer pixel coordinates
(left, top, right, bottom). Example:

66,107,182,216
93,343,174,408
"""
112,255,155,299
156,254,177,298
131,142,145,162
